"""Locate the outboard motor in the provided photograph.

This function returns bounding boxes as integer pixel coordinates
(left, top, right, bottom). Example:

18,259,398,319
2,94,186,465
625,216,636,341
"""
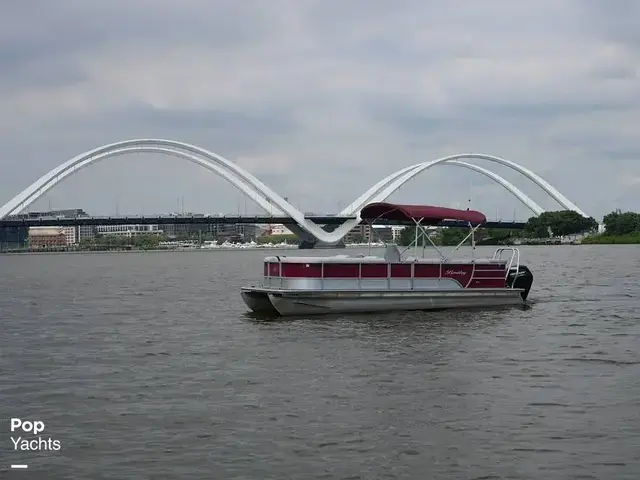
506,265,534,301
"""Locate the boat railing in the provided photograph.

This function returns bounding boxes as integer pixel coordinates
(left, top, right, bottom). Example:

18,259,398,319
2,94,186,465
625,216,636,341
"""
263,254,517,291
491,247,520,286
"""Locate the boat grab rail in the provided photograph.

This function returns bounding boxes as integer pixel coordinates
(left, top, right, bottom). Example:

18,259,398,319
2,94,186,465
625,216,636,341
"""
491,247,520,287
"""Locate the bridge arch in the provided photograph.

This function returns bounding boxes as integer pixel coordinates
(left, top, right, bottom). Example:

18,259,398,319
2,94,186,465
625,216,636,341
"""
434,160,544,216
0,140,363,243
341,153,586,217
0,139,288,218
0,140,581,244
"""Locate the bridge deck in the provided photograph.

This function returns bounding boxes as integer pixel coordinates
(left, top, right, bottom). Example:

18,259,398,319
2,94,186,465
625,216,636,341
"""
0,215,526,229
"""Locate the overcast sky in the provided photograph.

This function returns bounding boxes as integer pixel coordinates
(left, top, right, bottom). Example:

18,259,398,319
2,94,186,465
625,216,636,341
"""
0,0,638,220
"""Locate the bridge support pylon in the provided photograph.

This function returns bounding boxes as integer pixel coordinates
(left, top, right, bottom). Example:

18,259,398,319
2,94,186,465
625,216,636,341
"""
288,224,346,249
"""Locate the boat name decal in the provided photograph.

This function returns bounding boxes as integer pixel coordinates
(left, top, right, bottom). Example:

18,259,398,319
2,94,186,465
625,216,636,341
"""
445,269,468,276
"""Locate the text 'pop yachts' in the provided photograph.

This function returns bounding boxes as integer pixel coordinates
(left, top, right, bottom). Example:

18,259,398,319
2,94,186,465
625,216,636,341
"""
10,418,61,451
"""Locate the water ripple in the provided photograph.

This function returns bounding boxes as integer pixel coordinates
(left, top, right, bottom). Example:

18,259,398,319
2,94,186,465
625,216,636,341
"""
1,245,639,479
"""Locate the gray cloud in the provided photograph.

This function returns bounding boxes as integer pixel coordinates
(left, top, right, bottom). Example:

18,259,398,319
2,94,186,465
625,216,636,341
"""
582,0,640,47
0,0,638,219
81,104,298,136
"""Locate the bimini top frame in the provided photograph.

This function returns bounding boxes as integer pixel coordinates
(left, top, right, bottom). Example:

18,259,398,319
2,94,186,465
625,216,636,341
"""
359,202,487,261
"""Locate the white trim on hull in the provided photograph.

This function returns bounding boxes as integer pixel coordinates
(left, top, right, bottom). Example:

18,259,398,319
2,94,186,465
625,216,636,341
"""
241,287,526,316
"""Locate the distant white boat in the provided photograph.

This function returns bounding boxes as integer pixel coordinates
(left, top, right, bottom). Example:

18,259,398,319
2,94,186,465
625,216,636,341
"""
199,240,297,250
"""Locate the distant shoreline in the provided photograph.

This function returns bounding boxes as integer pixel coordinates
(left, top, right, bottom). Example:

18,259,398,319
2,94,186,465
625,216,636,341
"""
581,234,640,245
2,242,637,256
0,244,386,255
0,246,297,255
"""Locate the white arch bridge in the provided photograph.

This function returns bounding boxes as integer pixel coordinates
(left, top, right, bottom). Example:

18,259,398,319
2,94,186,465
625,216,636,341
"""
0,139,587,244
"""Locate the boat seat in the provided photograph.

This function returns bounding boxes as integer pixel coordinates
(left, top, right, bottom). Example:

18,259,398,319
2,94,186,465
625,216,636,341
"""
383,244,401,262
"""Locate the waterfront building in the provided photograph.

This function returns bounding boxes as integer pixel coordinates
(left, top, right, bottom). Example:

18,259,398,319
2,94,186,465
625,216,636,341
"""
391,226,404,242
163,221,215,238
28,227,67,248
162,221,263,242
10,208,95,243
267,224,293,236
76,224,95,242
0,226,28,249
343,224,394,243
215,223,262,242
228,223,261,241
95,224,163,237
61,226,76,245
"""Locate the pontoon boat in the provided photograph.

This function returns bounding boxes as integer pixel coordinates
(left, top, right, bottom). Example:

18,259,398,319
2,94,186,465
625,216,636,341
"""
241,202,533,316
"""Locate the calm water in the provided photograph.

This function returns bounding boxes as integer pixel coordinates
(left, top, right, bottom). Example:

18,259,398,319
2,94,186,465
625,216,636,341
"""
1,245,639,479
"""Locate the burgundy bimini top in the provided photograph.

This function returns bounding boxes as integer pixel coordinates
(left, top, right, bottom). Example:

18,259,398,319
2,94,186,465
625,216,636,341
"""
359,202,487,225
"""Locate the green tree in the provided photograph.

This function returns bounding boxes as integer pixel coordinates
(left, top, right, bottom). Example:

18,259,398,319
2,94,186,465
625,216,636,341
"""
474,228,514,245
398,226,439,247
398,227,415,246
256,234,300,245
131,233,164,249
525,211,598,237
603,211,640,236
524,216,550,238
439,227,470,246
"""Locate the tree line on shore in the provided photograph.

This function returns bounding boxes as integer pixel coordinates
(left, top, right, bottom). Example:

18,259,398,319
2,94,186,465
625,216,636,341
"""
397,209,640,246
76,209,640,249
582,210,640,244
